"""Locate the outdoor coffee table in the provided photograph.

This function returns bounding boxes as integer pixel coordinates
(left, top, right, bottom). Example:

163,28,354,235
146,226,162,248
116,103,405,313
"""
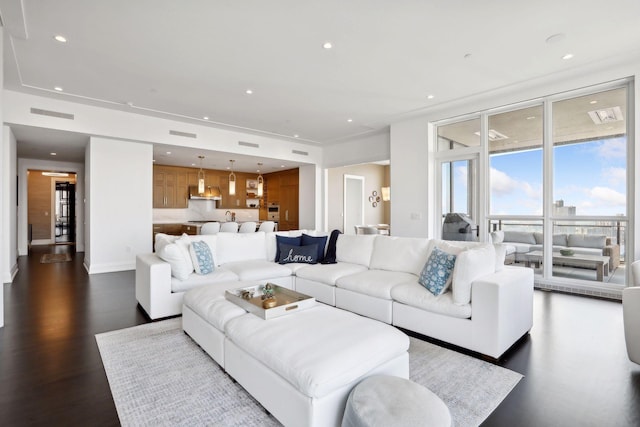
525,250,610,281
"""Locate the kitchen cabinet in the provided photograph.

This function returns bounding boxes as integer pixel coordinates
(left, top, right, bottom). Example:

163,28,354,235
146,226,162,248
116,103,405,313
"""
265,168,298,231
152,223,183,247
153,165,188,208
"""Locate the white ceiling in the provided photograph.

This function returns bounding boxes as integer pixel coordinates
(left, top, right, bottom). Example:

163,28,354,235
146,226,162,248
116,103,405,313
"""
3,0,640,168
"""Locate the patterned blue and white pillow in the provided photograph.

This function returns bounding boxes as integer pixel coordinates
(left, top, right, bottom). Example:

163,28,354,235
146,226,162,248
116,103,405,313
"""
419,247,457,296
189,240,215,275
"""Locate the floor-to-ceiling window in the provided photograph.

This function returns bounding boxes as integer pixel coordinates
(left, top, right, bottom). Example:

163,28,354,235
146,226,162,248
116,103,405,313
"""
436,81,631,294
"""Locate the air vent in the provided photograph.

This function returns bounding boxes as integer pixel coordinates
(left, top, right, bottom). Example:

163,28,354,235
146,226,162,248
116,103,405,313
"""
238,141,260,148
588,106,623,125
292,149,309,156
169,130,197,138
474,129,509,141
30,108,74,120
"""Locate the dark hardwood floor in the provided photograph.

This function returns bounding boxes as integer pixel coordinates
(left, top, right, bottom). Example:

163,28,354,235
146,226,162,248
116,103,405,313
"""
1,245,639,426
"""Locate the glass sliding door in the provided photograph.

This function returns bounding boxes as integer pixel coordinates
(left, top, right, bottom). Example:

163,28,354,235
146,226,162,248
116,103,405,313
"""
551,87,628,284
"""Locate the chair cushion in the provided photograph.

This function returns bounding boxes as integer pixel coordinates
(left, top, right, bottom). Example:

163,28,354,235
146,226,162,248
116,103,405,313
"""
183,284,249,331
391,282,472,319
222,260,292,281
369,236,430,275
295,262,368,286
451,243,496,305
156,234,193,281
336,270,418,299
568,234,606,249
336,234,377,267
170,268,239,292
503,231,536,244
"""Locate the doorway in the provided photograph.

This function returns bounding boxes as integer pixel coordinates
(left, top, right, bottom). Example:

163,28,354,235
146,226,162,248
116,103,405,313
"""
55,182,76,244
343,174,364,235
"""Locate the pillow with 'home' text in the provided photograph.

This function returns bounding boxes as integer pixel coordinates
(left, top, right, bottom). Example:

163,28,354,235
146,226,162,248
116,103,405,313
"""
278,243,319,264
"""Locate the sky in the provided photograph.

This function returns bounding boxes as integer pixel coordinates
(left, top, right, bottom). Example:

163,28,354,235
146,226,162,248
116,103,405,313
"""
453,137,627,217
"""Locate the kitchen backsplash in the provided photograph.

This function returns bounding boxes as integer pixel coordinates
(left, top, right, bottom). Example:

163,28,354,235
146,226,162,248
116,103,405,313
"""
153,201,259,223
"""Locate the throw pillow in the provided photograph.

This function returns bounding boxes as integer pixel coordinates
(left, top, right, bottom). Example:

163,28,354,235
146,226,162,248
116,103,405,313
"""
322,229,341,264
189,240,215,275
278,243,319,264
418,247,457,296
156,234,193,281
301,234,328,263
451,243,496,305
275,235,302,261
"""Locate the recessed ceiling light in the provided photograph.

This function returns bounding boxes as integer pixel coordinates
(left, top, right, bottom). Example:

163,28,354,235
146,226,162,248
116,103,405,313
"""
50,152,57,156
427,94,435,99
203,116,209,120
54,35,67,43
166,151,171,155
281,165,285,168
590,100,598,105
294,134,299,138
246,89,253,95
323,42,333,49
463,53,472,59
347,118,353,123
153,159,156,162
54,86,63,91
191,163,196,166
562,53,574,60
526,116,536,120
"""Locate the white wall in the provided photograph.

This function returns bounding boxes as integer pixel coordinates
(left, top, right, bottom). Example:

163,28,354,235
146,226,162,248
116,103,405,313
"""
298,164,321,231
326,164,389,233
389,118,431,237
3,90,322,167
2,127,18,283
85,137,152,273
323,130,390,168
17,158,85,255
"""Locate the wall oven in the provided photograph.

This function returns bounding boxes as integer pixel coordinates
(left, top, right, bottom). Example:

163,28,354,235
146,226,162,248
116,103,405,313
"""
267,204,280,221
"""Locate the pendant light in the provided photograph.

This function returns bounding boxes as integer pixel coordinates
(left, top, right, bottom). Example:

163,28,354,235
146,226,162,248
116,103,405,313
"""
228,160,236,196
197,156,205,195
257,162,264,198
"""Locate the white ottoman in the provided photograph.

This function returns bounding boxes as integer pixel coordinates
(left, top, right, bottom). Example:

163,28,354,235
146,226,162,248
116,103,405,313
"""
224,304,410,427
342,375,451,427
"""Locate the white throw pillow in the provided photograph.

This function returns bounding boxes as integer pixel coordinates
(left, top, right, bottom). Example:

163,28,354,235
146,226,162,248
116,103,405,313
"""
336,234,377,267
157,234,193,281
451,243,496,305
369,236,431,275
490,231,504,243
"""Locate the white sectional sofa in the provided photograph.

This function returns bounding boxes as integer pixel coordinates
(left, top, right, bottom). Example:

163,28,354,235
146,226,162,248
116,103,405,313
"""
136,230,534,359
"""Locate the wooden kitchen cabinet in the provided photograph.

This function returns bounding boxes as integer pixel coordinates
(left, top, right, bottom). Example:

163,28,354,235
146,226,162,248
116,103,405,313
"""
265,168,298,230
153,165,188,208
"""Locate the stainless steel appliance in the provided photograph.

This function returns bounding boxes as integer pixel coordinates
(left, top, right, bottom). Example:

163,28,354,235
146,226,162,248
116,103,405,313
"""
267,204,280,221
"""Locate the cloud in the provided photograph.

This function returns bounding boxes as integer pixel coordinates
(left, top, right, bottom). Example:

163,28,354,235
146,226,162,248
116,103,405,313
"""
594,137,626,159
601,167,626,187
490,168,540,199
587,186,626,206
455,165,468,188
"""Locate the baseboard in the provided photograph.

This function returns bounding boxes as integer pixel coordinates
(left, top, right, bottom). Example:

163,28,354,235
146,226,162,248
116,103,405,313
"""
2,263,18,284
31,239,54,246
86,260,135,274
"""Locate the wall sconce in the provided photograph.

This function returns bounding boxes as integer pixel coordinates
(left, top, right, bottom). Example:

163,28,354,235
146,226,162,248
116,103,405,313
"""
368,190,381,207
381,186,390,202
228,159,236,196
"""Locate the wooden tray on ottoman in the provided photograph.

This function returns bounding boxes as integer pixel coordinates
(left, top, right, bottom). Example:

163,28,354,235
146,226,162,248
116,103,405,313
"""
225,283,315,320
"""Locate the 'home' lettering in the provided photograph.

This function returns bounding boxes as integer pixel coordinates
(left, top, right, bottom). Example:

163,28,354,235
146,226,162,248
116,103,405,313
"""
283,249,313,263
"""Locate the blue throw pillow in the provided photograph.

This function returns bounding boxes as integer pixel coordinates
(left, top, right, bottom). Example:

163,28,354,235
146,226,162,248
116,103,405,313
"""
189,240,215,275
419,247,457,296
278,243,319,264
301,234,328,263
275,235,302,261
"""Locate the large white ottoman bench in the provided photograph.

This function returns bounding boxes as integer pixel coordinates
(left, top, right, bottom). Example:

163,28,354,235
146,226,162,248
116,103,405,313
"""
182,284,410,427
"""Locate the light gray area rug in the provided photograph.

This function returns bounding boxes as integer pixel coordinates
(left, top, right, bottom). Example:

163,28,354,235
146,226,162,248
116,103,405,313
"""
96,318,522,427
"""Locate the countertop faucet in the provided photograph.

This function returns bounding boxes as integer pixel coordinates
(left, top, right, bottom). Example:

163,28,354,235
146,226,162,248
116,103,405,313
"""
225,210,235,222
